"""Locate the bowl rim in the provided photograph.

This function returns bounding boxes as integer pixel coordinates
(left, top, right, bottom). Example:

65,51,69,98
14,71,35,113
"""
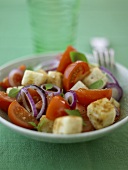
0,52,128,143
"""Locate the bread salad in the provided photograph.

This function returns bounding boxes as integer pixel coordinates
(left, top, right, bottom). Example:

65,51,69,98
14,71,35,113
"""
0,46,123,134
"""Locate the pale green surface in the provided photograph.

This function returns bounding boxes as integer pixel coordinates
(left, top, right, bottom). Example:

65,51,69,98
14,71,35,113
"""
0,0,128,170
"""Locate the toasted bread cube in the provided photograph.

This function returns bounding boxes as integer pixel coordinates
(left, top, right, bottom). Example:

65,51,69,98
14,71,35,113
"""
6,86,23,94
36,69,48,76
38,115,54,133
110,97,120,109
82,67,108,88
53,116,83,134
87,98,116,129
47,71,63,88
70,81,88,90
21,70,47,86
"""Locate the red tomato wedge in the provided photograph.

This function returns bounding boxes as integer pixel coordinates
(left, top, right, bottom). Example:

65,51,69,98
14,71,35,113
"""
46,96,70,120
8,100,38,129
0,91,15,112
57,45,76,73
75,88,112,107
63,61,90,91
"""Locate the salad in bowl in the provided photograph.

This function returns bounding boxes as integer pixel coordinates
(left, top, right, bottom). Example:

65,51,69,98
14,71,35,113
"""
0,46,124,137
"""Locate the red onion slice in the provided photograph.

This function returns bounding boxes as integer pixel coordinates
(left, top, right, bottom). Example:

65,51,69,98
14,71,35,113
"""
55,53,62,60
41,84,61,96
100,66,119,85
25,85,47,119
17,89,31,112
21,88,38,117
105,83,123,101
8,69,23,87
64,90,77,109
17,85,47,119
34,59,59,72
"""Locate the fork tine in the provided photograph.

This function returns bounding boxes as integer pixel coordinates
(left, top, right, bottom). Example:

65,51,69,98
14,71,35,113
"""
93,49,115,68
99,50,106,66
93,50,99,65
109,48,115,68
104,49,109,66
93,49,105,66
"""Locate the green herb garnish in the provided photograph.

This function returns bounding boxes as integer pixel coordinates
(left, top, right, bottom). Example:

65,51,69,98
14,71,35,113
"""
65,109,81,117
37,118,48,131
60,92,64,97
45,84,53,90
26,66,33,70
28,122,37,129
8,88,20,98
89,79,104,89
70,51,88,63
65,109,86,126
29,118,48,131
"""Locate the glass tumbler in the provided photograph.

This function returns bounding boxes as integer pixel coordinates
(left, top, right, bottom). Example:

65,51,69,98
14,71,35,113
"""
27,0,80,53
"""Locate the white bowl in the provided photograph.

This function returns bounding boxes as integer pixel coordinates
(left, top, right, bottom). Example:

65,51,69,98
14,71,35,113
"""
0,53,128,143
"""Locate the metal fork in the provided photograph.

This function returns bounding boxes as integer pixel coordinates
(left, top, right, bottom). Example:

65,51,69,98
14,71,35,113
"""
92,48,115,68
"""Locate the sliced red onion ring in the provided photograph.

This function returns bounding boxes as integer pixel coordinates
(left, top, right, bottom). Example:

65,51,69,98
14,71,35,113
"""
8,69,23,87
41,84,61,96
100,66,119,85
105,83,123,101
17,89,31,112
17,85,47,119
34,59,59,72
55,53,62,60
25,85,47,119
21,88,38,117
64,90,77,109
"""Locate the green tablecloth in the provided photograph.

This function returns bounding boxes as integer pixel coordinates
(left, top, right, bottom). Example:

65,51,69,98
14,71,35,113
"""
0,0,128,170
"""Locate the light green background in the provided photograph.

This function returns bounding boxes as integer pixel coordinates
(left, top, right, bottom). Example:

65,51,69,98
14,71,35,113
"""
0,0,128,68
0,0,128,170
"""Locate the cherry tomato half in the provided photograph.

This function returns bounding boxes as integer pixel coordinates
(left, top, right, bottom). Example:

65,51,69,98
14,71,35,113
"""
46,96,70,120
75,88,112,107
63,61,90,91
0,77,10,89
28,88,41,103
9,70,23,87
0,91,15,112
0,65,26,89
8,100,38,129
57,45,76,73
